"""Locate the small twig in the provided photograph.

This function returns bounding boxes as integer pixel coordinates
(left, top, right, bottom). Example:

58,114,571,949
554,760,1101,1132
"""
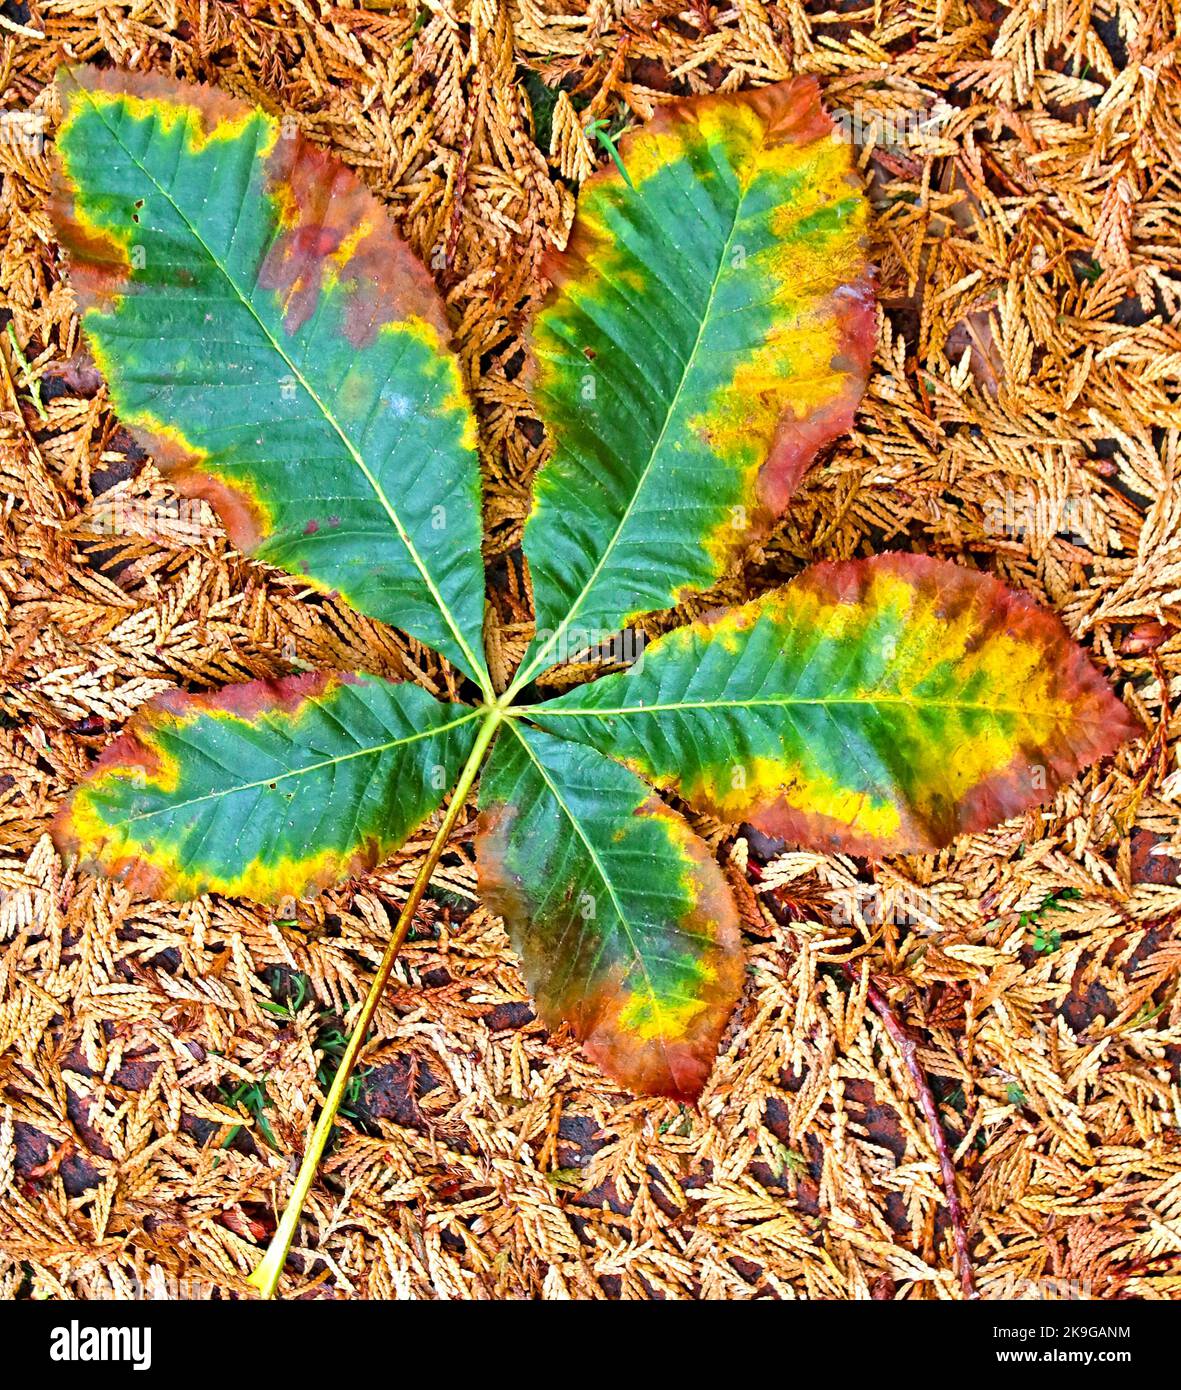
585,118,635,190
443,117,475,275
5,322,47,419
0,12,45,39
848,963,977,1299
762,883,977,1299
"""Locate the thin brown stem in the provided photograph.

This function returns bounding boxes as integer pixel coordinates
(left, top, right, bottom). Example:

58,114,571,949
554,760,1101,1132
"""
762,882,977,1299
847,962,977,1300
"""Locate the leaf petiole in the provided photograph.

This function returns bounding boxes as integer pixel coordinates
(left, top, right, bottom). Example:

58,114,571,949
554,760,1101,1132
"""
246,704,504,1298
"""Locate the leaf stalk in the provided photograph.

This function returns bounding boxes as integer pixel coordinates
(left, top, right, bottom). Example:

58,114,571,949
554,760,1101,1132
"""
246,705,502,1298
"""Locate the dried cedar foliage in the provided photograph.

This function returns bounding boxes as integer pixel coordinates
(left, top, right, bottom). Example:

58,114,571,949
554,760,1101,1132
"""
1,0,1180,1300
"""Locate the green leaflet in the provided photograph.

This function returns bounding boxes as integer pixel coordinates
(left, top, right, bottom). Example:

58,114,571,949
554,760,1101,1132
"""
532,554,1142,855
477,723,743,1100
51,67,489,688
515,77,874,690
52,673,480,901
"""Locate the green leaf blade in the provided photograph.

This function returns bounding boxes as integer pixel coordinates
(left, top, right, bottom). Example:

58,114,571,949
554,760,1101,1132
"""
52,672,481,901
533,554,1141,855
477,723,743,1100
51,68,488,686
518,78,874,683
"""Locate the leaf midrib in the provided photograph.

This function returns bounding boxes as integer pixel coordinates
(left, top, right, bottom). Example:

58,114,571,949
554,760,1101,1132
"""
534,695,1093,720
115,709,482,826
78,86,490,694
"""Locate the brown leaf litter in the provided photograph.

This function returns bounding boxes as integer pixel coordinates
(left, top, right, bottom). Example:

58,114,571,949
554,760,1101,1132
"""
2,0,1181,1300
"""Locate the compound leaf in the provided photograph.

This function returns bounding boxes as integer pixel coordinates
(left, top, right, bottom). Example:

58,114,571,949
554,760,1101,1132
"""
477,722,743,1100
51,67,488,686
53,672,481,901
518,77,874,684
534,554,1141,855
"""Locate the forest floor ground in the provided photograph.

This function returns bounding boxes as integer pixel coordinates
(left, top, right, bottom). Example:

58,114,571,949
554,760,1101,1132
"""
2,0,1181,1299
